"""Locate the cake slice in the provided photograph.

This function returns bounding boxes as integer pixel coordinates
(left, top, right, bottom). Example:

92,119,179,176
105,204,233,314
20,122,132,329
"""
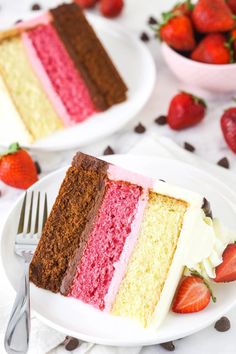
30,153,234,328
0,3,128,143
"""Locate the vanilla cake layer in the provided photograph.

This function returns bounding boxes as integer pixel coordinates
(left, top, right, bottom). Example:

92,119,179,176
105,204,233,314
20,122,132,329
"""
0,35,62,140
0,75,33,144
112,193,187,327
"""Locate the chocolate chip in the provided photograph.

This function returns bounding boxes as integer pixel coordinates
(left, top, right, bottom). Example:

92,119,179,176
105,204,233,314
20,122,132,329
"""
159,179,166,183
155,115,167,125
140,32,150,42
214,317,231,332
103,146,115,155
148,16,158,25
202,197,213,218
184,142,195,153
0,190,2,197
217,157,230,169
34,161,41,175
64,336,79,351
31,3,41,11
14,19,23,25
160,341,175,351
134,123,146,134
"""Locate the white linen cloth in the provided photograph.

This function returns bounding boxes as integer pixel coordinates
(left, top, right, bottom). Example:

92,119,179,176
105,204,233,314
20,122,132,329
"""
1,135,236,354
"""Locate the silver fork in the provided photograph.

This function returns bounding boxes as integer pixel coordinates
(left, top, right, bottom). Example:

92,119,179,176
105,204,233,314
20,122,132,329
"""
4,192,48,354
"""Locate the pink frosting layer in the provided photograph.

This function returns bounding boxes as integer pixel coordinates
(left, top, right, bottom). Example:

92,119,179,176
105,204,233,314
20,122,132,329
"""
68,180,142,310
15,13,52,29
23,24,96,125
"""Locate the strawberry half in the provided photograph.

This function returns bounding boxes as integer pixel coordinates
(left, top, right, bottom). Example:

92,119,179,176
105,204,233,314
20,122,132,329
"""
167,92,206,130
221,108,236,153
191,34,232,65
215,244,236,282
159,14,196,51
192,0,235,33
0,143,38,190
172,275,214,314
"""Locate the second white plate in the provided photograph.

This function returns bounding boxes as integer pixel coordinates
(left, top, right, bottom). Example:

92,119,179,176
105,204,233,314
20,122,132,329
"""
1,14,156,151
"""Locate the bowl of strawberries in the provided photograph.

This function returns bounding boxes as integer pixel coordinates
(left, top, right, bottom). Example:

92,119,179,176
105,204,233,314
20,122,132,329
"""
156,0,236,93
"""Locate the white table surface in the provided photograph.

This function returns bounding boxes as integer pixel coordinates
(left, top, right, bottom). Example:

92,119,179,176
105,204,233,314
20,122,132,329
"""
0,0,236,353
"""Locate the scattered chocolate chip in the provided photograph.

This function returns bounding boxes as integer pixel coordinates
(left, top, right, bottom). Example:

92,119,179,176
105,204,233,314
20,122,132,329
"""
217,157,230,169
140,32,150,42
0,190,2,197
148,16,158,25
103,146,115,155
14,19,23,25
202,197,213,219
34,161,41,175
134,123,146,134
155,115,167,126
214,317,231,332
184,142,195,153
64,336,79,351
31,3,41,11
160,341,175,351
159,179,166,183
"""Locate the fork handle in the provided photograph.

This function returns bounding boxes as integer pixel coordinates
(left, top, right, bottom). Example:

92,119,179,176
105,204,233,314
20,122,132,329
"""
4,262,30,354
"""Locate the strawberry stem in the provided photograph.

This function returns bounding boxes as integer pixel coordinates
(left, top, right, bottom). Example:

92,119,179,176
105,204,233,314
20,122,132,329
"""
1,142,21,157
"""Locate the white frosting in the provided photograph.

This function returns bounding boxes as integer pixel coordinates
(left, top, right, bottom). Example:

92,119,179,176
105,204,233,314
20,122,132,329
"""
0,76,33,144
150,181,236,329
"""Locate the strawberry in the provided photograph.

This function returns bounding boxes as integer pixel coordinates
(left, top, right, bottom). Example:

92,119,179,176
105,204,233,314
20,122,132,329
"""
190,34,231,65
159,15,196,51
167,92,206,130
192,0,235,33
221,108,236,153
172,275,213,314
214,244,236,282
100,0,124,18
172,0,194,17
75,0,98,8
227,0,236,15
0,143,38,190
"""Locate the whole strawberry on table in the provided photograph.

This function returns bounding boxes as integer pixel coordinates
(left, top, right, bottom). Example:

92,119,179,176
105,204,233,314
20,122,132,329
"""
0,143,38,190
154,0,236,65
75,0,124,18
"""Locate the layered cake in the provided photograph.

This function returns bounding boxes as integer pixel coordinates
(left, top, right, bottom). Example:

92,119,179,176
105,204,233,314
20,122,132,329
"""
30,153,235,328
0,3,127,144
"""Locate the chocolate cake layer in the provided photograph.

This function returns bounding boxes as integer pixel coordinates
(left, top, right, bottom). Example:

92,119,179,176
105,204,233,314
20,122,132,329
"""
51,3,127,110
30,153,108,293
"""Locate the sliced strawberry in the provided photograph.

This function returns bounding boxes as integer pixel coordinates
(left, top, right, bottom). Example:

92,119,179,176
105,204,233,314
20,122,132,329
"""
221,108,236,154
215,244,236,282
172,275,212,314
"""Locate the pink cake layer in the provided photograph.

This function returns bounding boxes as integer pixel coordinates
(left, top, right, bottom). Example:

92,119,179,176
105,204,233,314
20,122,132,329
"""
68,180,142,310
24,24,96,125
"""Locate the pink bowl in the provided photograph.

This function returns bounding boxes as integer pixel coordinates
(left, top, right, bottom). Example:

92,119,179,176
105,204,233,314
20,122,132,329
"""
161,42,236,93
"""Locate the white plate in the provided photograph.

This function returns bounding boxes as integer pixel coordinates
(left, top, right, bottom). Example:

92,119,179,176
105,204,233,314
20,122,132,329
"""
1,14,156,151
1,155,236,346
